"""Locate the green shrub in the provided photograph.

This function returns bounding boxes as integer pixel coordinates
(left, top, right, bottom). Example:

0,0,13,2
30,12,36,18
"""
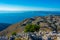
24,24,40,32
12,32,16,35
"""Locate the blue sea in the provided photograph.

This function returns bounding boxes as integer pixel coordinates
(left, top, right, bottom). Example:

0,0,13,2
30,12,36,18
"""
0,11,60,24
0,11,60,31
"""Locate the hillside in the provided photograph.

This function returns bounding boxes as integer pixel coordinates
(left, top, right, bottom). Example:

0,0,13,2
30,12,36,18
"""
0,23,11,31
0,15,60,36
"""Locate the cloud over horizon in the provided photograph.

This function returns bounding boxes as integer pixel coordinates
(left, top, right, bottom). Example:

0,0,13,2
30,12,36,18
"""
0,4,60,12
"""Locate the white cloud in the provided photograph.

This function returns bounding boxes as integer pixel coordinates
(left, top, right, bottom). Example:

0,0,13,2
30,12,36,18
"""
0,4,60,11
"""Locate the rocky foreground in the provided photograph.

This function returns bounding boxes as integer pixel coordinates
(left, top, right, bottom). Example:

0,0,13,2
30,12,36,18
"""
0,15,60,40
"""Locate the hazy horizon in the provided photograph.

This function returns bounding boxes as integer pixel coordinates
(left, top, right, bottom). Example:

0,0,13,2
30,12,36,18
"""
0,0,60,24
0,11,60,24
0,0,60,11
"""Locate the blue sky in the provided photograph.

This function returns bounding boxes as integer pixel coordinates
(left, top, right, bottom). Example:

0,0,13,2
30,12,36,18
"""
0,0,60,24
0,0,60,11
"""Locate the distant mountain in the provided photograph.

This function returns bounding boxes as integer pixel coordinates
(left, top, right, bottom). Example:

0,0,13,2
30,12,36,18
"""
0,23,11,31
0,15,60,36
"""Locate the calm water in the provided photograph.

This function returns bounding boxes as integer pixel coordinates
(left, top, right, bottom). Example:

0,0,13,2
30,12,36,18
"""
0,11,60,31
0,11,60,24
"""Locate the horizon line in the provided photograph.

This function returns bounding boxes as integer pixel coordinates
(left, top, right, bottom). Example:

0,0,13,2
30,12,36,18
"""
0,4,60,12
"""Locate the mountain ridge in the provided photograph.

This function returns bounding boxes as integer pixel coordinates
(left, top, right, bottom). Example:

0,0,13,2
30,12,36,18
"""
0,15,60,36
0,23,11,31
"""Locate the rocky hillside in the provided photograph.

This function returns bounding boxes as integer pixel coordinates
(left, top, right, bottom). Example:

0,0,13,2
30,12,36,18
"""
0,15,60,36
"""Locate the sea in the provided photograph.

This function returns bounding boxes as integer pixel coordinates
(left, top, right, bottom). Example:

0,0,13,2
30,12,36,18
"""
0,11,60,31
0,11,60,24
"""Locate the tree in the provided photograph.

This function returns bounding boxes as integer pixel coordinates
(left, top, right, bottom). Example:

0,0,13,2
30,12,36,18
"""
24,24,40,32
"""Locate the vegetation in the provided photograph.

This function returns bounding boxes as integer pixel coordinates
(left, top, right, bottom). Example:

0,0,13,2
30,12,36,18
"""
24,24,40,32
12,32,16,35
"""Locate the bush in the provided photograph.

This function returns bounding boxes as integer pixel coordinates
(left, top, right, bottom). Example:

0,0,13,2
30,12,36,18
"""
12,32,16,35
24,24,40,32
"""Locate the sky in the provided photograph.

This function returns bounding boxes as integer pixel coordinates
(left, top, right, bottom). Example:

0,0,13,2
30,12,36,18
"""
0,0,60,24
0,0,60,11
